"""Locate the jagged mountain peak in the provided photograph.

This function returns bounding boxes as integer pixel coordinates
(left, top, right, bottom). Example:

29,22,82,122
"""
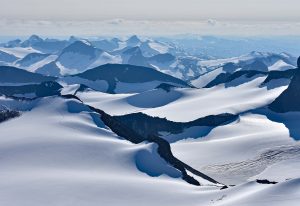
68,35,79,43
126,35,141,46
60,40,98,55
28,35,43,42
123,46,142,55
21,35,43,47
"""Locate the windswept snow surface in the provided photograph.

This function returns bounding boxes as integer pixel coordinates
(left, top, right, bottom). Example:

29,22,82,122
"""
27,55,58,72
1,96,299,206
268,60,295,71
78,77,287,122
0,37,299,205
0,47,42,58
171,113,298,185
0,97,207,205
191,68,223,88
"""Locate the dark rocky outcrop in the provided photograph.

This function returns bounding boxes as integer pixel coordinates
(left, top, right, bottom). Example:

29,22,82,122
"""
155,83,178,92
16,53,50,67
0,66,56,84
73,64,190,93
35,61,61,77
62,94,224,186
0,81,62,98
242,60,268,72
114,112,238,141
149,53,175,63
89,105,221,186
256,179,278,184
261,69,296,85
204,70,267,88
269,60,300,113
0,109,20,123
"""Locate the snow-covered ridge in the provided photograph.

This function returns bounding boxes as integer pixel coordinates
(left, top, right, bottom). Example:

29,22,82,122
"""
2,35,295,81
0,36,300,206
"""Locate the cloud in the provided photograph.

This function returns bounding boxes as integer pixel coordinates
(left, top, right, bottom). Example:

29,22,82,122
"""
0,19,300,37
107,19,125,25
207,19,217,26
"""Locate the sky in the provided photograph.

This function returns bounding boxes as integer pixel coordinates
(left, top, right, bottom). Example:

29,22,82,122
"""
1,0,300,36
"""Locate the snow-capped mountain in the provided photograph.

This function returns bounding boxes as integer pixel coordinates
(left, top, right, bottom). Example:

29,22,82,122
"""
16,53,50,67
0,48,300,206
62,64,190,93
0,50,18,64
1,35,297,82
191,51,297,88
55,40,103,74
20,35,69,53
0,66,56,84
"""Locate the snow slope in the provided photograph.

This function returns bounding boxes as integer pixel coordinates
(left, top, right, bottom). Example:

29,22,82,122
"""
0,47,42,58
77,77,286,121
171,113,297,185
0,97,206,205
0,96,299,206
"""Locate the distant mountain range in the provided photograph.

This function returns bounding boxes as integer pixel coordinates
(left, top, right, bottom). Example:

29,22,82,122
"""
1,35,296,81
0,34,300,206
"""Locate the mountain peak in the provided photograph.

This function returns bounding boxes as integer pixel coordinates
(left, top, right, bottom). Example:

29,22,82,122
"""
28,35,43,42
127,35,141,44
20,35,43,47
66,40,94,50
69,35,79,43
297,56,300,68
123,46,142,55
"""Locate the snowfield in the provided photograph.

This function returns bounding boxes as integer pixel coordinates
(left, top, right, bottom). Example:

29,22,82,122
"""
1,96,300,206
77,77,287,122
171,113,297,185
0,35,299,206
0,47,42,58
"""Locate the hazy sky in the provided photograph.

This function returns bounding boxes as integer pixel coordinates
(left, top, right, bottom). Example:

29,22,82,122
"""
1,0,300,36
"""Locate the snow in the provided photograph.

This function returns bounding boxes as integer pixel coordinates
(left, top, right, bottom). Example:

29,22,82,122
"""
268,60,294,71
57,52,96,74
77,88,182,115
0,47,42,58
1,96,299,206
171,113,296,185
27,55,58,72
76,77,287,122
198,52,296,74
13,93,37,98
76,90,138,115
143,77,287,122
0,38,299,205
148,42,169,54
61,76,109,93
0,95,36,111
213,179,300,206
126,89,183,108
0,96,214,205
191,68,223,88
115,81,170,94
60,84,81,95
250,158,300,182
56,61,75,75
87,52,122,69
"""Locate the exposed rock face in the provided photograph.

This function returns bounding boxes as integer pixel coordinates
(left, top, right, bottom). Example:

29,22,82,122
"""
268,56,300,113
114,112,237,140
0,109,20,123
269,68,300,112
